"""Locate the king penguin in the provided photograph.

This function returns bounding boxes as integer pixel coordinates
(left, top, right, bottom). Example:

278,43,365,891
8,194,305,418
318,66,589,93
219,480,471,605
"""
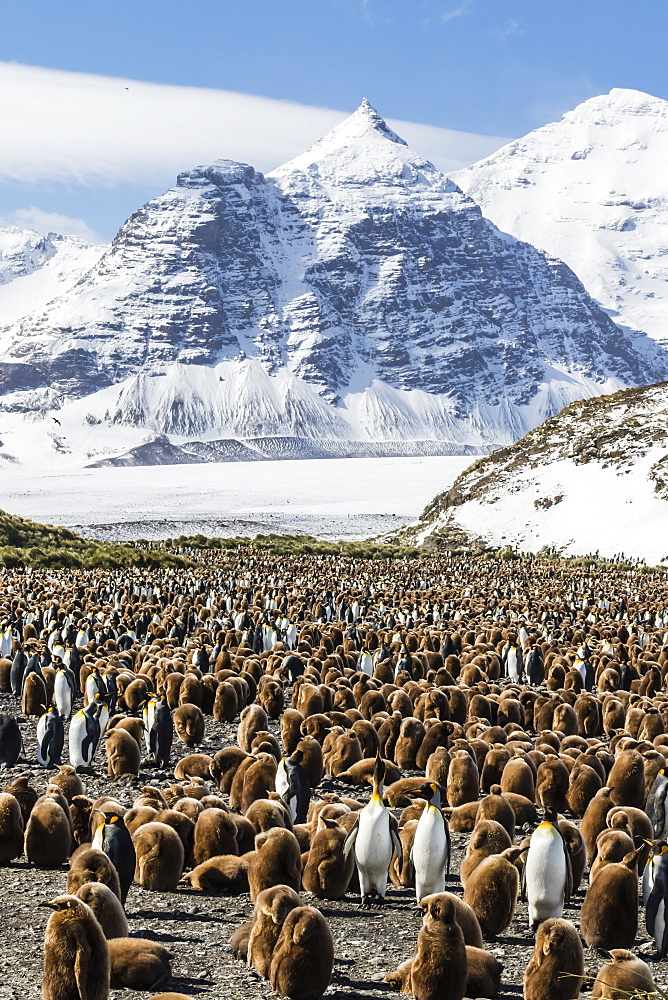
92,808,136,905
344,753,402,906
646,770,668,840
407,781,451,903
0,713,22,767
143,696,158,755
523,806,572,931
85,666,106,704
92,692,111,737
69,701,101,770
36,707,65,768
149,697,173,768
9,650,27,697
277,749,311,824
358,649,373,677
645,840,668,957
53,664,76,720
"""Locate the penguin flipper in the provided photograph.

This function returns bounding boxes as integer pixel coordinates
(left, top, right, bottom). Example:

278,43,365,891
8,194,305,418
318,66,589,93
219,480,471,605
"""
647,883,661,936
74,944,91,1000
39,731,52,766
659,900,668,960
520,855,527,903
562,834,573,906
390,826,403,864
343,817,359,859
442,812,452,876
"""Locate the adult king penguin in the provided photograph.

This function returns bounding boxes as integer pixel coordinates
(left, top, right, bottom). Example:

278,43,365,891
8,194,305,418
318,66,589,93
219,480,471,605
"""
645,841,668,957
646,770,668,839
92,808,136,906
69,701,101,771
344,753,402,907
0,714,21,767
149,697,173,768
53,664,76,720
276,749,311,824
36,707,65,768
406,781,451,903
143,696,158,755
523,806,572,931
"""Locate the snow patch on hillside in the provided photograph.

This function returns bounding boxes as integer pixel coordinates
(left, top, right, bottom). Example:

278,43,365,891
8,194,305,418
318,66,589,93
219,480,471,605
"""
441,451,668,564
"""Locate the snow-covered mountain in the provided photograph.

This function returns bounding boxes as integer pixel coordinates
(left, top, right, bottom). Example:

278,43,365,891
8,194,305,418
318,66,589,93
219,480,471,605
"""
0,227,105,325
1,99,667,468
407,381,668,564
454,88,668,344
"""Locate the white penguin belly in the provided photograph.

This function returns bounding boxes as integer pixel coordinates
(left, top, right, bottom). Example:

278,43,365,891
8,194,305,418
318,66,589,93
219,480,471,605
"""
412,808,448,901
275,761,289,797
69,716,92,766
355,801,393,896
653,898,666,955
525,828,566,925
53,674,72,719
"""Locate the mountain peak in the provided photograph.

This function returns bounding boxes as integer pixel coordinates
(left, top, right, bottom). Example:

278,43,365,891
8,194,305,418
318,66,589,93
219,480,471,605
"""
562,87,668,127
346,97,408,145
270,98,441,191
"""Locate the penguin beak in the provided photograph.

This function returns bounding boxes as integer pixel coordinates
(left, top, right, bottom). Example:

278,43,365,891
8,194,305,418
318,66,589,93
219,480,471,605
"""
38,901,58,909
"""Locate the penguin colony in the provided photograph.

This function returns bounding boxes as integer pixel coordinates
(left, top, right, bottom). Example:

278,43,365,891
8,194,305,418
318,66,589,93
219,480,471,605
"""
2,551,668,997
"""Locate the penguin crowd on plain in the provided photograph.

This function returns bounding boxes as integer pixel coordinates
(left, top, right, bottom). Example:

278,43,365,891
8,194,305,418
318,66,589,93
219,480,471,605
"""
0,550,668,998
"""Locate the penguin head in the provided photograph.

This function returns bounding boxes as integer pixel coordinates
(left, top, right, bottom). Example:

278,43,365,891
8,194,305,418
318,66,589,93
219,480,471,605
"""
372,753,386,797
407,781,441,807
542,806,560,826
41,895,85,913
644,838,668,857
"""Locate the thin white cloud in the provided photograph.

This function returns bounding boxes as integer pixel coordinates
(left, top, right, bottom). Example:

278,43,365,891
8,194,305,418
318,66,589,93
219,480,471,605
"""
494,19,524,40
0,61,508,187
440,1,472,23
3,207,104,243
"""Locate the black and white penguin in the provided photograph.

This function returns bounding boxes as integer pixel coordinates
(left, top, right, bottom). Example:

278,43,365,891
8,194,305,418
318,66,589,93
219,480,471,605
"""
344,754,402,906
9,650,27,697
523,806,572,931
103,670,117,714
53,664,76,720
85,666,106,704
526,646,544,686
0,713,21,766
503,641,523,682
69,702,101,770
143,696,158,755
646,771,668,839
277,750,311,824
92,809,136,905
282,655,305,683
645,841,668,957
36,707,65,768
150,697,173,769
407,781,451,903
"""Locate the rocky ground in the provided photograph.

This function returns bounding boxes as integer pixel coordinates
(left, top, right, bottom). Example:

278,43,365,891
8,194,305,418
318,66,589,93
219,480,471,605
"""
0,692,665,1000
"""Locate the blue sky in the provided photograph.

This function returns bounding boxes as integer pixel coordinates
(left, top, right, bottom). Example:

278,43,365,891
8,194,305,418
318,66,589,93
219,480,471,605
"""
1,0,667,239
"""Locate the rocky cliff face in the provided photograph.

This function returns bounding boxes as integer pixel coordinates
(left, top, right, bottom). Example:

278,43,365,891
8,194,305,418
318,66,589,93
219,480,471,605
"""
455,88,668,345
0,100,666,467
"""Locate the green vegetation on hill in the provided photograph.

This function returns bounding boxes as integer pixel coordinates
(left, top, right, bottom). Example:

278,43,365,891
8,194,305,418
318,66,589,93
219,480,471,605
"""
0,510,192,569
162,532,424,560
